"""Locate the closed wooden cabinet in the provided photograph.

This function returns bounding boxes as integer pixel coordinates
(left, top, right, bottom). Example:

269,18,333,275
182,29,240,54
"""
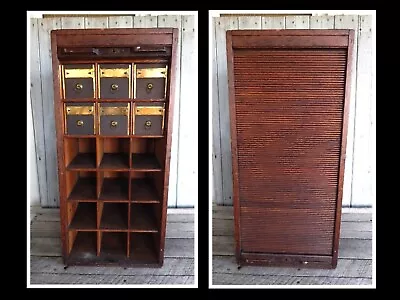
226,30,354,269
51,29,178,267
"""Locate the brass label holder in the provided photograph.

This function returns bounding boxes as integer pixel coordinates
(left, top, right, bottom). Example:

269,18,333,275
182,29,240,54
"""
99,68,131,78
134,104,165,134
65,105,95,115
98,104,130,135
64,67,95,78
136,67,167,78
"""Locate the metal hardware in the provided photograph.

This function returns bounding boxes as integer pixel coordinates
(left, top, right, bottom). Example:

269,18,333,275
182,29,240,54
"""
144,120,152,129
66,106,94,115
99,106,129,116
75,83,83,91
100,68,130,78
136,68,167,78
135,106,164,116
64,68,94,78
147,83,153,90
76,120,84,126
111,83,119,91
110,121,118,127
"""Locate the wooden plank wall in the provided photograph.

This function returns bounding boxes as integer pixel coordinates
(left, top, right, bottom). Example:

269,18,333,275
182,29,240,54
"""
29,14,197,208
212,15,374,207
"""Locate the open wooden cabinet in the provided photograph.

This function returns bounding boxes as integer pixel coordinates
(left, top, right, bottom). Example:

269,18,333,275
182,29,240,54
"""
51,29,178,266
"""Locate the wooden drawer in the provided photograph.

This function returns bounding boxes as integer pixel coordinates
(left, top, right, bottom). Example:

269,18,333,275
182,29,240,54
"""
98,103,130,136
63,64,95,99
98,64,132,99
64,103,95,135
135,64,167,99
133,103,165,136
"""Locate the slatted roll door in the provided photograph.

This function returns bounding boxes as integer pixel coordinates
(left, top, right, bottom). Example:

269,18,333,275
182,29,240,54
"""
227,30,353,268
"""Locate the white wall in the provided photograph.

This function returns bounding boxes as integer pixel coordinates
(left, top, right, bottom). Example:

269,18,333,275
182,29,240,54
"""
29,95,40,206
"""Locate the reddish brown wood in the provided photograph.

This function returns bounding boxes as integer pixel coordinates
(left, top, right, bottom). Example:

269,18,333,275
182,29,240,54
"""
227,30,354,269
51,28,177,267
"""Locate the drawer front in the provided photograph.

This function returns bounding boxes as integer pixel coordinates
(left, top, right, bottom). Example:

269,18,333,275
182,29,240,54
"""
99,103,130,136
65,104,95,135
63,64,95,99
133,104,165,136
99,64,131,99
135,64,167,100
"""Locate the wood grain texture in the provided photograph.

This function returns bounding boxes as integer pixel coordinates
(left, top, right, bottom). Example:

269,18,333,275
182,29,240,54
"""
108,16,133,28
176,15,197,207
157,15,182,208
261,16,285,29
334,15,360,207
134,16,157,28
285,16,310,29
227,30,354,267
215,17,239,205
61,17,84,29
351,15,373,207
238,16,262,29
310,15,334,29
84,17,108,29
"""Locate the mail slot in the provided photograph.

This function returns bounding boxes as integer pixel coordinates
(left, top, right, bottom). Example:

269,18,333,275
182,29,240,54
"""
133,102,165,136
64,103,95,135
98,64,131,99
98,103,130,136
135,64,167,100
63,64,95,99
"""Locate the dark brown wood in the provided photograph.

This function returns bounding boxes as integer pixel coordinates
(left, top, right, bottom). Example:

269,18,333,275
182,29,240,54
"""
226,30,354,269
51,28,177,267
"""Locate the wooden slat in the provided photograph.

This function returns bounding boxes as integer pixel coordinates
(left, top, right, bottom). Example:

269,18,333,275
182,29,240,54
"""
107,16,133,28
133,15,157,28
261,16,285,29
176,15,197,207
212,18,223,205
31,237,194,258
285,16,310,29
212,273,371,285
157,15,183,207
31,273,193,285
351,15,373,207
61,17,84,29
238,16,262,29
31,256,193,276
213,256,372,278
215,16,239,205
212,235,371,259
30,19,46,207
334,15,360,207
38,18,61,207
84,17,108,28
310,15,334,29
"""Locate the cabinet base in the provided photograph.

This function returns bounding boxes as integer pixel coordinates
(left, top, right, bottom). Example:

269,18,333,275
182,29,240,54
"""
238,252,336,269
64,257,163,268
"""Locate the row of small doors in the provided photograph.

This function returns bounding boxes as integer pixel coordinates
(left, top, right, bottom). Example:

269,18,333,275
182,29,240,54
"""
65,102,165,136
61,63,167,100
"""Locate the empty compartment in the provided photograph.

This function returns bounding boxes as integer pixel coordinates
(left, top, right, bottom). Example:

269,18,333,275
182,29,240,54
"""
129,233,158,263
100,202,129,229
131,172,161,203
131,138,162,171
98,138,130,169
99,171,129,200
66,171,97,201
64,137,96,169
68,231,97,259
99,232,128,260
68,202,97,230
130,204,159,232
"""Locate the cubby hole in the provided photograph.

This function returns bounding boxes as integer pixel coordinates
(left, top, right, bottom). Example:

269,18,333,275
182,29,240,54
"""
129,232,159,263
66,171,97,201
68,231,97,259
99,231,128,261
64,137,96,169
98,171,129,201
130,204,159,232
131,138,162,171
98,138,130,169
130,172,162,203
99,202,129,229
67,202,97,230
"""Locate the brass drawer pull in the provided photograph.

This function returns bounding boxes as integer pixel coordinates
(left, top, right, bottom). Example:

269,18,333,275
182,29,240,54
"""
144,120,152,129
147,83,153,90
75,83,83,91
76,120,84,126
110,121,118,127
111,83,119,91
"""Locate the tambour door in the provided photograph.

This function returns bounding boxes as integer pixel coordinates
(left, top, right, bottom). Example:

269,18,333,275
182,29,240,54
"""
227,30,354,268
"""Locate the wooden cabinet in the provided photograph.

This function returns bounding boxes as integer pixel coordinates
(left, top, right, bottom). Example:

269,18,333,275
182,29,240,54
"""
51,29,178,267
226,30,354,269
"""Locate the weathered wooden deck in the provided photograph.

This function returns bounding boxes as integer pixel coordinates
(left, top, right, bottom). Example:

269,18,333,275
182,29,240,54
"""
212,206,373,286
30,206,194,285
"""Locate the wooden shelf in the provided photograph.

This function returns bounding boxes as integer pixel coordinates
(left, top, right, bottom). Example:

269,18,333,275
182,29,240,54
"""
100,203,128,229
67,153,96,170
129,233,158,263
131,154,162,171
131,178,160,203
69,231,97,261
69,202,97,230
68,177,97,201
99,153,129,170
99,178,129,201
130,204,158,232
100,232,127,260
